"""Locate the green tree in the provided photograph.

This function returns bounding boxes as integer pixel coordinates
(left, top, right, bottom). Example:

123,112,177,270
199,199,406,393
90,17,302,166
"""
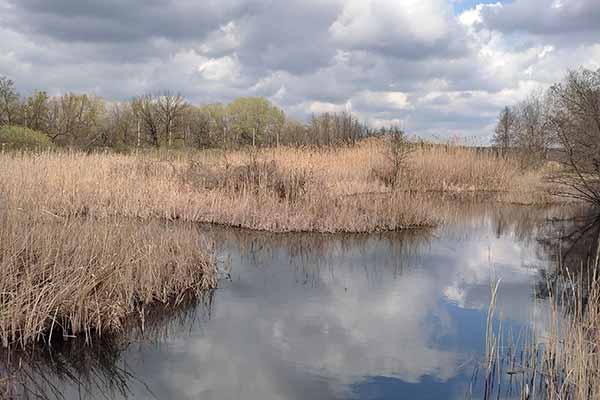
0,76,20,126
227,97,285,147
23,91,50,132
201,103,230,147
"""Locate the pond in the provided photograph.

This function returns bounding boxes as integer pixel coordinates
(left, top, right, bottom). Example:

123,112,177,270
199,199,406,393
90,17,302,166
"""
11,204,577,399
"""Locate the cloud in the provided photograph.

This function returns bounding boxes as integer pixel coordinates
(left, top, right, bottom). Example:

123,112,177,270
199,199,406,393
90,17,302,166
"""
330,0,469,60
198,55,241,81
0,0,599,142
479,0,600,36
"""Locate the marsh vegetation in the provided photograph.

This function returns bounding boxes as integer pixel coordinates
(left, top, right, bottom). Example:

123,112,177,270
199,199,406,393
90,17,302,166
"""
0,68,598,399
0,139,553,235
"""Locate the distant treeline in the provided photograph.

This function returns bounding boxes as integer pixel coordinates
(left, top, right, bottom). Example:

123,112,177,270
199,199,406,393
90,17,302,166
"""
0,77,403,151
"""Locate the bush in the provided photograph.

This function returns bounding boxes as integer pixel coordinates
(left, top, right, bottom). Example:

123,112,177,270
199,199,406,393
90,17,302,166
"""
181,158,310,203
0,125,53,151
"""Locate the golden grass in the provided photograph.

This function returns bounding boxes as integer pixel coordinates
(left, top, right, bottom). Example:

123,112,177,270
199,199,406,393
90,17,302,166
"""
0,207,216,348
537,254,600,399
1,139,543,349
0,139,552,234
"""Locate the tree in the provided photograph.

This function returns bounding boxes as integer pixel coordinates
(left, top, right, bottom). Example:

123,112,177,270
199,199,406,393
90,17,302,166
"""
98,102,135,149
131,92,186,148
181,105,212,148
279,118,307,146
227,97,285,147
156,92,186,147
307,111,366,146
547,68,600,206
22,91,49,132
46,93,104,147
0,76,20,126
492,106,516,156
513,92,553,167
132,94,161,147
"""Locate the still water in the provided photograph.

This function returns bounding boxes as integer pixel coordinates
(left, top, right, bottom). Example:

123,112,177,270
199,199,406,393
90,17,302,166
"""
17,204,574,399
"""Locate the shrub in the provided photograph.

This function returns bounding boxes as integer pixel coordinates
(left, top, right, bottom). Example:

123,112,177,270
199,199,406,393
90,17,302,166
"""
371,129,413,189
0,125,53,151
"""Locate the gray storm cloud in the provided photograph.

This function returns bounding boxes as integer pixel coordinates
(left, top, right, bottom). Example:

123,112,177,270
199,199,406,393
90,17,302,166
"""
0,0,599,141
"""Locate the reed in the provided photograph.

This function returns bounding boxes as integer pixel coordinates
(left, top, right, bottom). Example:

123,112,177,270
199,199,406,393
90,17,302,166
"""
483,242,600,399
0,139,551,233
0,207,216,348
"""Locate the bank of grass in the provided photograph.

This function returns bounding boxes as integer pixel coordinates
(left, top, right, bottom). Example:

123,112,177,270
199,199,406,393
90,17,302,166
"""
0,138,553,234
0,139,547,351
0,206,216,349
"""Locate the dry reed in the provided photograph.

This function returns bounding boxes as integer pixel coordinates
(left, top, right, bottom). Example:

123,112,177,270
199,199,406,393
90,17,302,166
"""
0,139,551,234
484,242,600,399
0,207,216,348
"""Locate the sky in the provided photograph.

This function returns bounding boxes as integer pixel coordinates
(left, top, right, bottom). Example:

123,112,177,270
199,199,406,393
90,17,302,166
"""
0,0,599,143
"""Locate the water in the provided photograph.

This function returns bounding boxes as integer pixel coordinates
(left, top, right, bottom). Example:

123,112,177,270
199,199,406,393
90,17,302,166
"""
13,204,574,399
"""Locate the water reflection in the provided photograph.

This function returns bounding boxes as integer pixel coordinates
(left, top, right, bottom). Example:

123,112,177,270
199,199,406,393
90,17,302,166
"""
3,204,576,400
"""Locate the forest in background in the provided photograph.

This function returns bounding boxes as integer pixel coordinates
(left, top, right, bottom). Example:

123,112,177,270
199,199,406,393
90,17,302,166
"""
0,77,402,151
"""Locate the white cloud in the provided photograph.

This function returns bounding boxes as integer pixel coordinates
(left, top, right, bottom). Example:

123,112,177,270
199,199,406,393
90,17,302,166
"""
0,0,599,142
330,0,451,47
197,54,240,81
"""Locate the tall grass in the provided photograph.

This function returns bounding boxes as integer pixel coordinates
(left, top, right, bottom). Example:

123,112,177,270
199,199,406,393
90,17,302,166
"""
484,241,600,399
0,294,213,399
0,139,550,233
0,207,216,348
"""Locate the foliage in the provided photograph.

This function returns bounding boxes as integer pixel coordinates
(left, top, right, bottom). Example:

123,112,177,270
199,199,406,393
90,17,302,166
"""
0,76,20,126
227,97,285,147
0,125,53,150
0,75,392,152
46,93,105,147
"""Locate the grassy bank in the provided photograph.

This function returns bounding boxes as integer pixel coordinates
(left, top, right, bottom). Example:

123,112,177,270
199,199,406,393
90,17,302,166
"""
0,139,552,350
0,139,553,234
0,207,216,348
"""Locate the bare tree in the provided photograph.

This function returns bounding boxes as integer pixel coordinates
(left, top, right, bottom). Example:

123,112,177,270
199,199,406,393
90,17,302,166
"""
306,112,366,147
97,102,135,149
547,68,600,206
492,106,516,156
132,94,161,147
156,92,185,147
513,92,553,167
182,105,212,148
46,93,104,146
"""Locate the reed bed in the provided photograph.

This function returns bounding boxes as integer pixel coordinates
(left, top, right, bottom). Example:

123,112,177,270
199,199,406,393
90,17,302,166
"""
0,207,216,348
0,139,550,233
484,243,600,399
0,294,213,399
